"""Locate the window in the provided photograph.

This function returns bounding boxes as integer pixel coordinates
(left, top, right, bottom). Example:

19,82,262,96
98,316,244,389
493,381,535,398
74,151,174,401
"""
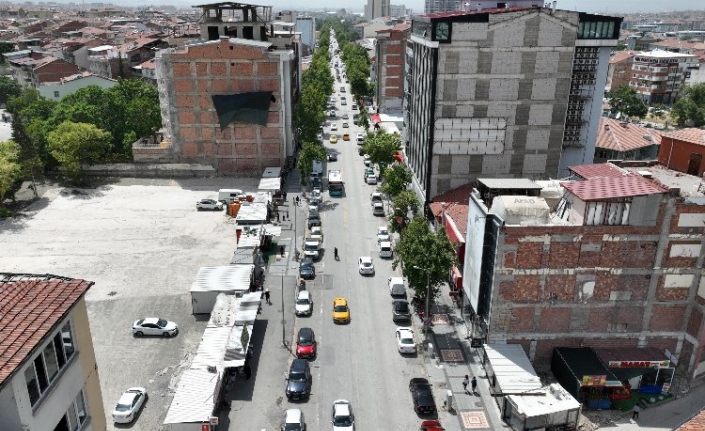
585,199,631,226
57,389,88,431
608,323,629,332
24,321,77,407
53,91,59,98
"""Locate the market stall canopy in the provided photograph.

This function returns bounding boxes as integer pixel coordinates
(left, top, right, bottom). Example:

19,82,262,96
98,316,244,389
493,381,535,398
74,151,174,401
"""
258,177,281,192
552,347,623,399
483,344,542,395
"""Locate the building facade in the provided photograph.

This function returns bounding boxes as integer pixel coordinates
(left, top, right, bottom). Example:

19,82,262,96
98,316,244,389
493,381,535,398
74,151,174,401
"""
389,4,410,17
365,0,390,21
593,117,660,163
403,4,621,204
463,163,705,379
374,23,410,114
605,50,635,92
629,51,697,105
0,274,105,431
295,16,316,54
659,128,705,177
154,2,299,175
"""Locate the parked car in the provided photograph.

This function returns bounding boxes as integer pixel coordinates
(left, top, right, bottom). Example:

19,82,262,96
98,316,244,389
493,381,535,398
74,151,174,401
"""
409,378,437,415
389,277,406,297
364,154,372,166
377,226,390,243
343,114,349,120
296,290,314,316
296,327,317,359
372,202,385,216
112,387,147,423
330,135,338,143
308,214,322,229
343,133,350,141
331,400,355,431
332,297,351,324
420,420,445,431
392,300,412,322
396,327,417,354
286,359,312,400
196,199,223,211
328,152,338,162
343,122,349,128
282,409,307,431
132,318,178,337
371,192,384,205
358,257,375,276
330,123,338,131
299,258,316,280
379,241,393,258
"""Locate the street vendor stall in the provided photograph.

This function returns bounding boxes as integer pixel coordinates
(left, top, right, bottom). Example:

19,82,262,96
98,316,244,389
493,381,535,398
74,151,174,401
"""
552,347,623,410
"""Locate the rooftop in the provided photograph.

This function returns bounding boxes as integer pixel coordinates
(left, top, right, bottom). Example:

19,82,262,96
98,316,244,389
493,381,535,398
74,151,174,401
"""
0,274,93,387
561,176,666,201
634,50,696,59
569,163,629,180
662,128,705,147
609,50,636,64
596,118,661,153
419,5,536,20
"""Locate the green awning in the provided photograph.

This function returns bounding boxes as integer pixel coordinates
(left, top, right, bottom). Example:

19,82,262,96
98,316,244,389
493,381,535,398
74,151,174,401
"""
212,92,273,131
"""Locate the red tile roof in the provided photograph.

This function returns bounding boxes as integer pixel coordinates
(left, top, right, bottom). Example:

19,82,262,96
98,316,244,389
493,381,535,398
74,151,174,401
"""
419,5,537,19
432,182,474,204
608,50,636,64
596,117,661,152
430,183,474,237
569,163,628,179
678,409,705,431
561,176,666,201
662,128,705,147
0,274,93,387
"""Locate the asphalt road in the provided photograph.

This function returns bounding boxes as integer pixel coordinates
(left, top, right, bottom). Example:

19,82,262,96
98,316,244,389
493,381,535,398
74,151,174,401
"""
227,45,433,430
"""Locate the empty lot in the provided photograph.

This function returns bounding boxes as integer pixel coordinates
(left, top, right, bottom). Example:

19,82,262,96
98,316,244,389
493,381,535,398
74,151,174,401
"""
0,177,259,430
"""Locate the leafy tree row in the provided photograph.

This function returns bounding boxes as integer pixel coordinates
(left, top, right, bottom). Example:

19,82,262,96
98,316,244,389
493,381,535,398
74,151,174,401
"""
0,77,161,202
672,83,705,127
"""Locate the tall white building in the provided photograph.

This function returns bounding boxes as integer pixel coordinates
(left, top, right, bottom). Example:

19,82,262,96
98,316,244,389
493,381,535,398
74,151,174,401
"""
296,16,316,54
365,0,390,21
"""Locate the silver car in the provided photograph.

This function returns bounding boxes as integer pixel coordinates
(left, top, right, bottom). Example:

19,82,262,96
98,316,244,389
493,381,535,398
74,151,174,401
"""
112,387,147,423
132,318,178,337
196,198,223,210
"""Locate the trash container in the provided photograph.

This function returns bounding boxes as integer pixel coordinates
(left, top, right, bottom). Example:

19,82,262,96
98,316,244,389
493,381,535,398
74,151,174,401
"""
446,390,453,410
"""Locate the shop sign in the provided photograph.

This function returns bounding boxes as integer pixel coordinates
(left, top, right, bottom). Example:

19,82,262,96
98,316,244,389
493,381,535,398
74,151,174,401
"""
581,375,607,387
201,424,210,431
609,360,670,369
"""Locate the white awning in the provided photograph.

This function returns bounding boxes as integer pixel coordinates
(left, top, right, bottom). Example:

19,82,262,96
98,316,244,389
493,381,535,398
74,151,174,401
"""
190,265,253,293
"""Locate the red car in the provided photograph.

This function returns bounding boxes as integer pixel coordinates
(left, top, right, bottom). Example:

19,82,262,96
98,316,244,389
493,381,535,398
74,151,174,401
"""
420,420,444,431
296,327,317,359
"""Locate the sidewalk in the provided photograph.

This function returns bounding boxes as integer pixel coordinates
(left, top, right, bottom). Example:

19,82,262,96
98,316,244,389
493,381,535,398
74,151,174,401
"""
422,284,510,431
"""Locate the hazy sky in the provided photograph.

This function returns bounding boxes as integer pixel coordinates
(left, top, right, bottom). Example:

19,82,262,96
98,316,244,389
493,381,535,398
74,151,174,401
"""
51,0,704,14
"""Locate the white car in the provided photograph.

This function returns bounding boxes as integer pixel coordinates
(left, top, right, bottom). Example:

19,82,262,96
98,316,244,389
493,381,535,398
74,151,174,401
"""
296,290,313,316
395,327,417,354
358,256,375,276
377,226,390,243
370,192,384,205
356,133,364,142
365,173,377,185
372,202,385,216
331,123,338,131
379,241,393,259
304,240,321,260
196,198,223,210
363,154,371,166
132,317,178,337
332,399,355,431
112,387,147,423
283,409,306,430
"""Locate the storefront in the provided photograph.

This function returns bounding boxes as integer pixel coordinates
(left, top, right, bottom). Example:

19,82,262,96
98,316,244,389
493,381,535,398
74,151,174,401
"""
552,347,624,410
595,348,675,398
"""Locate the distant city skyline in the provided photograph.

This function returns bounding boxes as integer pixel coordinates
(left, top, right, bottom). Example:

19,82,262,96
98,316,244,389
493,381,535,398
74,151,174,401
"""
24,0,705,14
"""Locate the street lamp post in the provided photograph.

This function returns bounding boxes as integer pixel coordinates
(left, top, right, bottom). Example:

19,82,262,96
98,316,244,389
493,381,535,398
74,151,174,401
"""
281,274,286,347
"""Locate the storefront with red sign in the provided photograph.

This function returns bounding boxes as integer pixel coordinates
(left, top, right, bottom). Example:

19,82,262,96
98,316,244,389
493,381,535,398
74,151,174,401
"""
596,348,675,397
552,347,624,410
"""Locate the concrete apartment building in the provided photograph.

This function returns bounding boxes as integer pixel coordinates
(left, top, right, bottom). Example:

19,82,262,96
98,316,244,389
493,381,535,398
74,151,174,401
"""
154,2,300,174
605,50,635,92
295,16,316,54
365,0,390,21
374,23,410,114
389,4,410,17
463,163,705,378
0,274,105,431
659,128,705,177
629,50,697,105
403,1,622,204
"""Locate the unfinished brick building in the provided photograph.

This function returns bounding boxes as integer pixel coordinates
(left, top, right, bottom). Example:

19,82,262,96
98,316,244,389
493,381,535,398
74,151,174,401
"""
464,162,705,379
154,2,299,175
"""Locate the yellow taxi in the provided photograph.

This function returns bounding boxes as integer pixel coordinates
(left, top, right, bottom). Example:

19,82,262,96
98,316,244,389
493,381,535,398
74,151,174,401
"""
330,135,338,144
332,297,350,324
310,226,323,243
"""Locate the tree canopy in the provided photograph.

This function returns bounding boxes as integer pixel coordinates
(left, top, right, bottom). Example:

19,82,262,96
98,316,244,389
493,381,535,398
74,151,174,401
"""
0,140,21,208
392,216,458,308
672,83,705,127
297,141,327,186
380,163,412,198
607,85,648,118
362,130,401,172
47,121,111,182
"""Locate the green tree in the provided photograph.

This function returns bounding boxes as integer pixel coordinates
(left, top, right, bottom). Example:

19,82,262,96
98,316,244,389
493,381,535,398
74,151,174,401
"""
388,189,420,233
296,141,327,186
0,76,21,106
362,130,401,172
380,163,412,197
0,140,22,207
47,121,111,182
672,83,705,127
358,107,370,131
607,85,648,118
392,216,458,311
613,43,628,51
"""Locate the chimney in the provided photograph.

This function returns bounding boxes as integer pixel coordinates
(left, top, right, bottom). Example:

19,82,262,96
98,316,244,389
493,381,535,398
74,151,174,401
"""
604,124,610,131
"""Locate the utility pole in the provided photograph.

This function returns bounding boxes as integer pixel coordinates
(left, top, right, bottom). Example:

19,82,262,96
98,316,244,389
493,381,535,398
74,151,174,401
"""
281,274,286,347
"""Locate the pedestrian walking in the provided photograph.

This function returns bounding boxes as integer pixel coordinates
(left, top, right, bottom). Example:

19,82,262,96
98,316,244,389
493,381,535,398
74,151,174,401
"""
283,191,287,200
632,404,641,420
264,289,271,305
471,376,477,394
296,196,300,206
292,197,296,206
462,375,469,393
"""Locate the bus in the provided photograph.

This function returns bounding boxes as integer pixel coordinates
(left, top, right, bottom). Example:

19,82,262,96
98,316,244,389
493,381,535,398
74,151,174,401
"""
328,170,344,197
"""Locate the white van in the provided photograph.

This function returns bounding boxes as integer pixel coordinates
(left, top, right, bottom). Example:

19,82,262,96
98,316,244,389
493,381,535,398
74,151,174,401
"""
389,277,406,297
379,241,393,258
218,189,243,203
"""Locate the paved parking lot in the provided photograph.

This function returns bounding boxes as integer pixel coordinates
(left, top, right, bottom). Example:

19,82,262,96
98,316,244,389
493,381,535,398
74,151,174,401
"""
0,177,259,430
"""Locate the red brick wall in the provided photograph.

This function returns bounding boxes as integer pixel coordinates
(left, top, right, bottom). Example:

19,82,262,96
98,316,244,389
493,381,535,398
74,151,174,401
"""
167,38,286,174
659,136,705,176
36,59,82,84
